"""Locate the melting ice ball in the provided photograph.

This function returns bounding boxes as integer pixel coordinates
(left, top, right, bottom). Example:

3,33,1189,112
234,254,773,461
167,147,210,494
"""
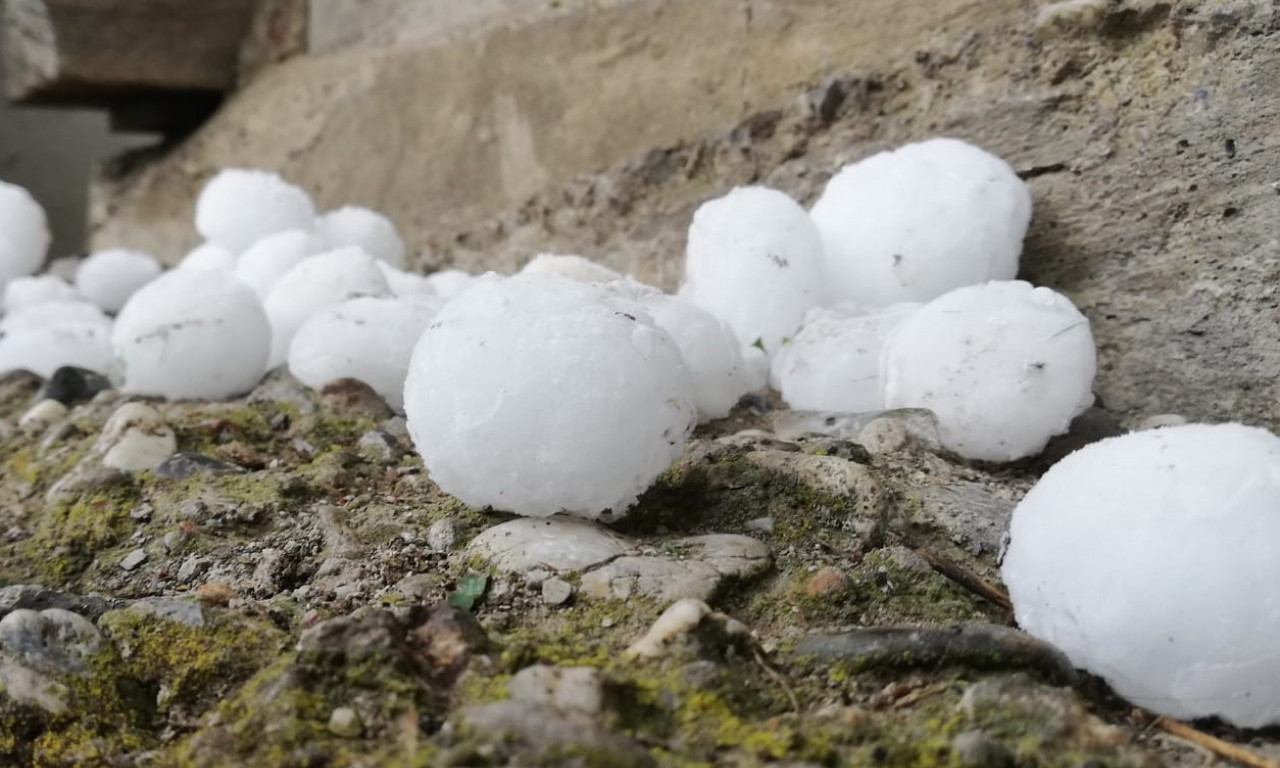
424,269,474,300
404,274,696,518
810,138,1031,306
1003,423,1280,727
316,206,406,268
377,263,439,298
263,246,390,367
683,186,827,353
195,168,316,254
2,275,80,314
881,281,1095,462
75,249,163,313
0,181,50,288
288,295,440,411
771,302,919,413
236,229,327,300
520,253,623,283
178,242,238,272
112,270,270,400
640,294,751,422
0,301,113,377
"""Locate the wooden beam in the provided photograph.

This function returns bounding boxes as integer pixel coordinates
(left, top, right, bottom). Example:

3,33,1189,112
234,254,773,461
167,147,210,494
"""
2,0,256,105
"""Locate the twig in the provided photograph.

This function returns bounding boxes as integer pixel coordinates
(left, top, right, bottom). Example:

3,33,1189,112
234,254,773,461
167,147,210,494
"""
752,646,801,714
914,547,1013,612
1156,717,1280,768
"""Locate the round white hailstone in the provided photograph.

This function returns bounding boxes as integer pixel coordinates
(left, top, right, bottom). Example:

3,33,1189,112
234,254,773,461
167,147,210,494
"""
112,269,270,400
741,345,769,393
639,294,750,422
423,268,474,300
0,300,109,335
809,137,1032,307
288,296,440,411
235,229,327,300
263,246,390,368
683,186,827,353
2,275,80,314
1002,423,1280,727
0,182,50,284
771,302,919,413
0,321,113,377
178,242,237,272
404,274,697,518
519,253,623,283
316,206,406,268
881,280,1095,462
75,249,163,314
377,263,438,298
194,168,316,254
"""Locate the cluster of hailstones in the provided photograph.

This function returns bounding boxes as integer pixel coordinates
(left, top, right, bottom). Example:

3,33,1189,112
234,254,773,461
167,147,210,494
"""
2,137,1280,727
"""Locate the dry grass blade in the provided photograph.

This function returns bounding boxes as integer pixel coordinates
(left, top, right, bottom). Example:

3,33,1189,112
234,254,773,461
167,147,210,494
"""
1156,717,1280,768
914,547,1013,612
752,646,801,714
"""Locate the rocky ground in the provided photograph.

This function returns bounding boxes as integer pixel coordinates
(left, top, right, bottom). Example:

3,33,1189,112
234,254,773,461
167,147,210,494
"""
0,359,1267,767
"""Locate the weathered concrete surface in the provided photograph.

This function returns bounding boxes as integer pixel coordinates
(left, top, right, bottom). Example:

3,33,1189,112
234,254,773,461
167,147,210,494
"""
307,0,572,54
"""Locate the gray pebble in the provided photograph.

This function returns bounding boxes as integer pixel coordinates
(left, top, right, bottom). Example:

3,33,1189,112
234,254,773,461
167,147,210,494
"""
541,577,574,606
119,548,148,572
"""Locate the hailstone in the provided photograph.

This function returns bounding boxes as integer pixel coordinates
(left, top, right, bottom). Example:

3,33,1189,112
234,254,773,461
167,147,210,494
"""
520,253,623,283
236,229,326,300
0,300,109,335
0,181,50,286
377,263,438,298
639,294,751,422
316,206,406,268
2,275,80,314
195,168,315,253
75,249,163,313
1002,423,1280,727
0,320,114,377
771,302,919,413
263,246,390,367
112,269,270,400
178,242,237,272
404,274,696,518
881,281,1095,462
424,268,474,300
683,186,827,353
288,296,440,411
810,138,1031,307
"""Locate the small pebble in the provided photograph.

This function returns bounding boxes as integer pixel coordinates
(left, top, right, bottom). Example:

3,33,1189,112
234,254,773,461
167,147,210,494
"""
427,518,457,552
542,577,574,606
745,517,775,534
804,566,850,596
18,399,66,436
119,549,148,572
357,430,398,463
34,365,112,406
195,582,236,606
129,504,153,522
328,707,363,738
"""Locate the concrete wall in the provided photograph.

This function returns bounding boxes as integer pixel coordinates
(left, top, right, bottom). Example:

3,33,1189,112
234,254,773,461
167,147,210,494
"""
307,0,579,53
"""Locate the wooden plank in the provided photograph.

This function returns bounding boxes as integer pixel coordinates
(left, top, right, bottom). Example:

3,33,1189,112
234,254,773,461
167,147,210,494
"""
2,0,256,105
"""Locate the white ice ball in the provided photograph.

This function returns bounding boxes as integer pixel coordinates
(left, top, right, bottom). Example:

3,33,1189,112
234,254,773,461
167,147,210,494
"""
404,274,697,518
520,253,623,283
640,294,751,422
178,242,237,272
112,269,270,400
195,168,316,254
881,280,1095,462
2,275,80,314
1003,423,1280,727
263,246,390,368
377,263,438,298
772,302,919,413
235,229,327,300
75,249,163,313
424,268,474,300
0,182,50,285
810,138,1031,307
0,318,113,378
316,206,406,268
0,300,109,335
683,186,827,353
288,296,440,411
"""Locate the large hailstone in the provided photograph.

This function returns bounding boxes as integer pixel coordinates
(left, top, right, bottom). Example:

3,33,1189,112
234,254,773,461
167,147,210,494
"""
404,274,696,518
810,138,1031,307
0,182,50,287
178,242,237,272
520,253,623,283
640,294,751,422
75,249,163,313
1,300,109,334
0,301,113,377
195,168,316,253
772,302,919,413
1003,423,1280,727
112,269,270,400
881,281,1095,462
288,295,440,411
378,263,438,298
683,186,827,353
236,229,327,300
424,268,474,300
316,206,406,268
2,275,80,314
263,246,390,367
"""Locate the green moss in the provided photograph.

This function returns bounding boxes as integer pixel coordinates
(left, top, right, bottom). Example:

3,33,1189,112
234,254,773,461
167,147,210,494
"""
21,484,141,583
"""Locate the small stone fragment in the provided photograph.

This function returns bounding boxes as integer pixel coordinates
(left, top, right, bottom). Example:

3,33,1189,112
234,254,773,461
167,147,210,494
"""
119,549,148,572
466,517,635,575
0,608,101,673
195,582,237,607
328,707,363,738
805,566,850,596
154,452,247,479
357,430,398,463
541,577,574,606
426,518,457,552
18,399,66,436
34,365,112,406
626,599,712,658
98,402,177,471
126,598,205,627
507,665,604,716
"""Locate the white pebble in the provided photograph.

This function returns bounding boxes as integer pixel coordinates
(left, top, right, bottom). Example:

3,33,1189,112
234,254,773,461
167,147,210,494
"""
263,247,391,368
112,270,270,400
682,186,827,353
0,182,50,288
195,168,315,253
316,206,406,268
1003,424,1280,727
288,296,440,411
810,138,1031,306
2,275,80,314
75,249,162,314
235,229,327,300
881,281,1095,462
520,253,623,283
771,302,919,413
640,294,751,422
177,242,237,272
404,274,696,518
